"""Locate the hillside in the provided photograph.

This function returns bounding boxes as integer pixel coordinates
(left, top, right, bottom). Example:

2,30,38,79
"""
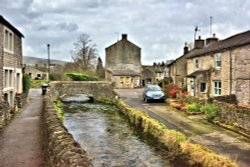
23,56,68,66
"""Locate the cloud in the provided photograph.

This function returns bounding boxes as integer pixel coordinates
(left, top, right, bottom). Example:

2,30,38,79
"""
1,0,250,65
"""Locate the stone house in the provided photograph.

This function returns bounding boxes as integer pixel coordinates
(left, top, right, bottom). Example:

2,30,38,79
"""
0,16,24,108
105,34,141,88
186,31,250,105
25,66,48,80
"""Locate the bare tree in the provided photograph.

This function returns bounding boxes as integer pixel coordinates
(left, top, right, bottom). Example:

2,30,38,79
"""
71,34,98,71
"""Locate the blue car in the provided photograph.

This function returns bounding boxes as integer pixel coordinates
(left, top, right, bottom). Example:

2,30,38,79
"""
143,84,166,103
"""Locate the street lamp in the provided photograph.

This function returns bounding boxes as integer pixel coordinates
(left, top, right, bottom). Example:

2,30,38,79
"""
47,44,50,82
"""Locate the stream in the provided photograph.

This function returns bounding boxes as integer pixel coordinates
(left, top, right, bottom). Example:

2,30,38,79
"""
62,102,172,167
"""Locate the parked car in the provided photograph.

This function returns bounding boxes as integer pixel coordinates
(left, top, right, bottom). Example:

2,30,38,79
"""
143,84,165,103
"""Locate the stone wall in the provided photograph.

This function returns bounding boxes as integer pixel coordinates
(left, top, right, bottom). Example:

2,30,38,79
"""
43,97,93,167
0,93,28,130
0,100,10,129
115,99,237,167
181,95,250,133
212,100,250,134
49,81,116,101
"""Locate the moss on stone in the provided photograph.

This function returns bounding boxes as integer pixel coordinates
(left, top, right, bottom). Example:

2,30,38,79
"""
115,98,237,167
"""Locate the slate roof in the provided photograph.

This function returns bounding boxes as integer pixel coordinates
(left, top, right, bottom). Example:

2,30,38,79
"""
107,69,140,76
0,15,24,37
187,30,250,59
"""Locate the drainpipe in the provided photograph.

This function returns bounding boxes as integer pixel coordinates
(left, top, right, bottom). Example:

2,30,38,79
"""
229,49,232,95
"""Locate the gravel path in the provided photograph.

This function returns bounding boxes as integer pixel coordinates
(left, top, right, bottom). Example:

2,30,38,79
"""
0,89,45,167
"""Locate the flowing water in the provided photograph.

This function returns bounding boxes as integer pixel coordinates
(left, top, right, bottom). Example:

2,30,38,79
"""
63,102,172,167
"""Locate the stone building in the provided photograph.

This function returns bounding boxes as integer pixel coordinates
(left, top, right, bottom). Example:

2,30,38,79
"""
25,66,48,80
105,34,141,88
186,31,250,105
0,15,24,108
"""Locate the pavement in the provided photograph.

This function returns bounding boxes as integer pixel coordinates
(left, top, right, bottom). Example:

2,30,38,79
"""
0,89,45,167
115,88,250,167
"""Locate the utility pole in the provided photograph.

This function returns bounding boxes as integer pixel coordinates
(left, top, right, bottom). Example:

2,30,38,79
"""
47,44,50,83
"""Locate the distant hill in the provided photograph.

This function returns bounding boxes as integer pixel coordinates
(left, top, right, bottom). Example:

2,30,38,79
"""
23,56,68,66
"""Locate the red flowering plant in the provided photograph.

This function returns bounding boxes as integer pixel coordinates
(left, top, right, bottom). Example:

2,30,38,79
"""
169,89,181,98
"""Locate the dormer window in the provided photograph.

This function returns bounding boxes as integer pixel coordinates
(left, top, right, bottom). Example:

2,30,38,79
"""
215,53,221,69
194,58,199,70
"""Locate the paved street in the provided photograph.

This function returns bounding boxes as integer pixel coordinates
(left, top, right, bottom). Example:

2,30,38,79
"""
115,88,250,167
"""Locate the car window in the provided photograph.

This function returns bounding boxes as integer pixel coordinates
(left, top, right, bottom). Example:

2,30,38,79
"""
148,86,161,91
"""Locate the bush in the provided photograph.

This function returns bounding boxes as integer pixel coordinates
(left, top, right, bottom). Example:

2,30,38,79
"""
23,73,31,94
65,73,99,81
164,83,181,98
201,104,219,122
186,103,201,113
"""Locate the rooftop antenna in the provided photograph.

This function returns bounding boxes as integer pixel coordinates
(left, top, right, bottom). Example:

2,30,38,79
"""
194,26,200,41
210,16,213,37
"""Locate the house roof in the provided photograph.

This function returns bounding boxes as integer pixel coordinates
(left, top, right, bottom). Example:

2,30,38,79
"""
107,69,140,76
186,69,210,77
167,48,199,67
105,35,141,50
0,15,24,37
187,30,250,59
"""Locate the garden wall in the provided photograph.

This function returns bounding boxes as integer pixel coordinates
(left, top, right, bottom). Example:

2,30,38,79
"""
180,95,250,135
115,99,237,167
43,96,93,167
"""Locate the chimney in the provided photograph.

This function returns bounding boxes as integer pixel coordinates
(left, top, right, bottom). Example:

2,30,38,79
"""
122,34,127,40
206,33,218,46
184,42,189,54
194,36,204,49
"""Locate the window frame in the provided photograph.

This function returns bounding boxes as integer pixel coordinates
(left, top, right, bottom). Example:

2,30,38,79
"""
194,58,199,70
214,80,221,96
3,27,14,53
214,53,221,69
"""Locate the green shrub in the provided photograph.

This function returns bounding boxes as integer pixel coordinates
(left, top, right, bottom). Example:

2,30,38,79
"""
23,73,31,94
65,73,99,81
186,103,201,113
201,104,219,122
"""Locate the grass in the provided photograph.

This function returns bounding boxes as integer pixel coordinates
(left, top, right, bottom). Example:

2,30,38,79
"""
54,100,64,121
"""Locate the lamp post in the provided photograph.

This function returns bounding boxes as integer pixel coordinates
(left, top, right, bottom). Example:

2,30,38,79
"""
47,44,50,82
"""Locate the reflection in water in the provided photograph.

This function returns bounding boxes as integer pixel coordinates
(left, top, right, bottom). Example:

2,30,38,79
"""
63,103,171,167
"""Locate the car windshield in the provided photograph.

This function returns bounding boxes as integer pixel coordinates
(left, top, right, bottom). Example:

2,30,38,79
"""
148,86,161,91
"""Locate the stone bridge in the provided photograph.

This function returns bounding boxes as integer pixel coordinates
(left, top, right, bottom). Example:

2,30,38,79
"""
49,81,116,100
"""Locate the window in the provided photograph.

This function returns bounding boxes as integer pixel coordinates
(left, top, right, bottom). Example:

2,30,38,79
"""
4,28,14,52
200,82,206,92
4,70,8,88
215,53,221,69
194,58,199,70
214,81,221,95
9,70,13,87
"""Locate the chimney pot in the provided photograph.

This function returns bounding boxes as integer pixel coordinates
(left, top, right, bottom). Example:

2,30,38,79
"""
122,34,127,40
184,42,189,54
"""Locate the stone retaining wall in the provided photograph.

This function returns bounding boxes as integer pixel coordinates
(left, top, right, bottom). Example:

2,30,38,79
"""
115,99,237,167
213,100,250,134
0,93,28,130
49,81,116,101
0,101,11,129
180,95,250,133
43,96,93,167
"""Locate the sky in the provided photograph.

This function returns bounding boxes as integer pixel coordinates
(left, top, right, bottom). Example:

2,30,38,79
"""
1,0,250,65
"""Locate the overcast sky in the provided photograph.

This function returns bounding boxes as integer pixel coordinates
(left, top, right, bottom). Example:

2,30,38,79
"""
1,0,250,65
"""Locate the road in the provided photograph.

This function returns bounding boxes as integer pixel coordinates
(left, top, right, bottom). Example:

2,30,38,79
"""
115,88,250,167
